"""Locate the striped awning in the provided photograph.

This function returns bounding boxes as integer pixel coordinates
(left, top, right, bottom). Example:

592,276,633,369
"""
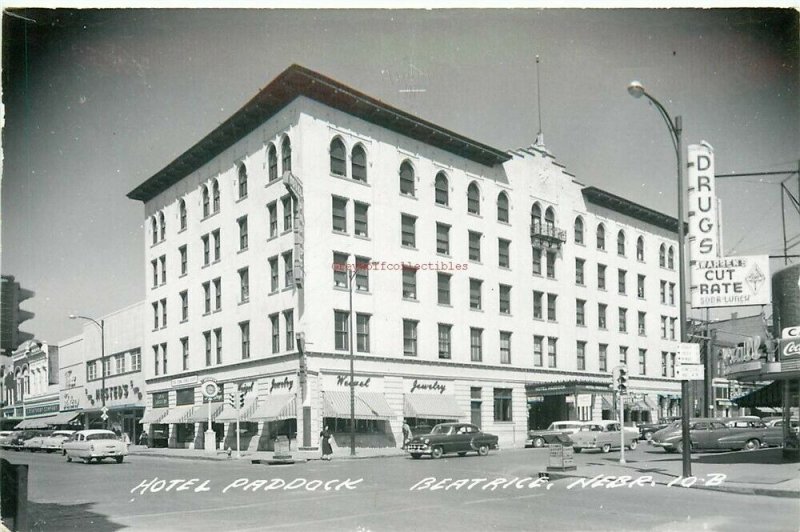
188,402,225,423
403,394,462,419
250,395,296,421
14,417,54,429
324,391,394,419
215,399,258,423
48,411,82,425
139,407,169,424
161,405,199,424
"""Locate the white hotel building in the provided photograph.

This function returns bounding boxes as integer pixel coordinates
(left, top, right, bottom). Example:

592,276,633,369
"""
128,65,681,451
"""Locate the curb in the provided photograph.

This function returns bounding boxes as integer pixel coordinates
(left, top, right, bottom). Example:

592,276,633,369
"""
543,471,800,499
128,451,406,463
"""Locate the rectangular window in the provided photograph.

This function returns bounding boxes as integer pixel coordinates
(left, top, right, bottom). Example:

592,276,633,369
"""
332,196,348,233
151,260,158,287
437,273,451,305
637,274,646,299
533,291,543,319
214,328,222,364
599,344,608,372
401,214,416,248
546,251,556,279
575,258,585,285
468,231,481,262
670,353,676,378
283,251,294,287
239,268,249,303
334,311,349,351
669,283,676,305
618,307,627,333
240,321,250,359
436,223,450,255
213,278,221,311
597,264,606,290
282,196,293,231
661,316,668,339
238,216,248,251
354,201,369,237
494,388,512,422
670,318,677,340
269,256,279,292
499,284,511,315
532,247,542,275
268,202,278,238
620,346,628,366
533,335,543,367
661,351,668,377
212,229,220,261
576,299,586,326
271,313,280,353
618,269,626,295
161,343,167,375
356,313,370,353
203,282,210,314
202,235,210,265
153,346,159,376
181,337,189,371
438,324,452,359
180,245,187,276
103,357,112,377
285,310,295,351
403,319,418,357
598,303,607,329
639,348,647,375
355,256,370,292
400,167,415,196
638,311,646,336
131,350,141,372
402,267,417,299
333,252,349,288
470,328,483,362
469,278,482,310
547,337,557,368
577,341,586,370
161,298,167,327
152,302,159,329
547,294,557,322
498,239,510,268
500,331,512,364
180,290,188,321
204,331,212,366
660,280,667,304
160,256,166,285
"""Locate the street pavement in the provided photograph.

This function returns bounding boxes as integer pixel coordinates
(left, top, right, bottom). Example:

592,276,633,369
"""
1,446,798,531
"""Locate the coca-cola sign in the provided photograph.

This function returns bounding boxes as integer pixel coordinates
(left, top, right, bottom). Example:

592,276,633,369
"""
780,338,800,360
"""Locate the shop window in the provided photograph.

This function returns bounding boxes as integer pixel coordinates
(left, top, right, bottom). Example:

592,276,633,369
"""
176,388,194,406
493,388,512,422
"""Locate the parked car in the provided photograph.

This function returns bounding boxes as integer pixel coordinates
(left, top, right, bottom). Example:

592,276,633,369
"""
637,416,681,441
22,430,54,452
570,421,639,453
4,430,44,451
0,431,14,446
63,429,128,464
652,418,783,453
526,421,585,448
406,422,499,459
763,417,799,433
40,430,76,453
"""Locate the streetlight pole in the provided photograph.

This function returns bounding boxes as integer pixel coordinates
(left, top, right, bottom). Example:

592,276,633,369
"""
348,267,357,456
627,81,691,478
69,314,106,430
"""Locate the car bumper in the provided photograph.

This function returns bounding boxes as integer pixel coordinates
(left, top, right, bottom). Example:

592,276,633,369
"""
406,444,432,454
651,441,676,449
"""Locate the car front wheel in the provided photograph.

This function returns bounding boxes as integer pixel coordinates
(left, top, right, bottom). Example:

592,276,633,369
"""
66,454,72,462
115,456,124,464
643,432,654,441
532,437,545,448
744,439,760,451
477,444,489,456
629,440,638,450
431,446,444,459
83,457,92,464
601,444,612,453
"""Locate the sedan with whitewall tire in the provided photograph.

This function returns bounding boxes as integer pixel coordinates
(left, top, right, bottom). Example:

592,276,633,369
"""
406,423,498,459
63,429,128,464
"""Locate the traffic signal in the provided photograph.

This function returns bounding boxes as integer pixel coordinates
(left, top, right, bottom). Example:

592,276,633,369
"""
238,391,246,409
617,366,629,394
226,392,236,408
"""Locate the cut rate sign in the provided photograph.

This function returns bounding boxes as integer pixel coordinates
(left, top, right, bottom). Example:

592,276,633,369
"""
691,255,770,308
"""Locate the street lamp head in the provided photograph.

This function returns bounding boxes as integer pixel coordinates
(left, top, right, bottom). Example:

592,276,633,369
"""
627,80,645,99
68,314,77,320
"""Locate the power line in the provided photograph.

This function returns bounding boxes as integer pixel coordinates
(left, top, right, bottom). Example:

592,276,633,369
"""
715,170,797,179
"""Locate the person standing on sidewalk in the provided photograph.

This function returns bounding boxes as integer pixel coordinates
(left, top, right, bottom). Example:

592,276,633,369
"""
402,421,411,450
320,426,333,461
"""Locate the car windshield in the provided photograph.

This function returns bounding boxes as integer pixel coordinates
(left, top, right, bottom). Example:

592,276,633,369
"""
431,425,453,435
86,433,118,441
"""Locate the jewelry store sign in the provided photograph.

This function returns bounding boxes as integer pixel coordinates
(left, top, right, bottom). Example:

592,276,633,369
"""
691,255,770,308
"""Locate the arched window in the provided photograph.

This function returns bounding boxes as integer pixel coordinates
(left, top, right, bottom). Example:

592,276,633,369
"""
659,244,666,267
596,223,606,250
238,163,248,199
151,217,158,245
179,199,187,230
574,217,584,245
668,246,675,269
636,236,645,261
497,192,509,222
399,160,415,196
467,182,481,215
434,172,449,206
351,144,367,183
281,136,292,173
617,230,625,256
531,203,542,231
202,185,210,218
212,179,220,213
159,212,166,241
545,207,555,232
330,138,346,176
268,144,278,182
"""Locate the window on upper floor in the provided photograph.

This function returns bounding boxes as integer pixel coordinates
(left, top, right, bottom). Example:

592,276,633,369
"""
330,137,346,176
282,196,293,232
497,192,509,222
470,278,482,310
332,197,348,233
531,203,542,231
238,163,248,199
659,244,666,267
434,172,449,206
268,143,278,182
403,319,418,357
436,223,450,255
498,239,511,268
352,144,367,183
619,307,627,333
402,266,417,300
401,214,416,248
334,311,349,351
575,258,585,285
159,212,165,241
596,223,606,250
438,324,452,359
180,245,187,276
179,199,187,231
151,217,158,245
267,201,278,238
499,284,511,315
598,303,607,329
437,272,451,305
202,186,210,218
468,231,482,262
399,160,415,196
637,274,646,299
668,246,675,269
576,299,586,326
355,313,369,353
467,182,481,215
282,136,292,174
545,207,555,231
354,202,369,238
636,236,645,261
500,332,512,364
617,230,625,256
211,179,220,213
238,216,248,251
574,216,584,245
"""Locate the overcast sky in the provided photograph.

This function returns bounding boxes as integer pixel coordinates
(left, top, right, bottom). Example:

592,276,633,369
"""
2,8,798,344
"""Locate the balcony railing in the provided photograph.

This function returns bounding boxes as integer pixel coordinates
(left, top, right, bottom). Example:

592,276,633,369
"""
530,222,567,248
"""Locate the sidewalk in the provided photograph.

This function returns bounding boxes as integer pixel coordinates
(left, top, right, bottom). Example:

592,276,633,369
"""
545,447,800,498
128,445,406,463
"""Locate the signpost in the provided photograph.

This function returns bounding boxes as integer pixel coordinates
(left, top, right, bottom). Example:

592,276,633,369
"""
612,364,628,464
675,364,705,380
201,379,219,454
677,343,701,365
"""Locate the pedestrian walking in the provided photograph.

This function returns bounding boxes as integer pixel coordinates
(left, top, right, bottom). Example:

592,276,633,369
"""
138,431,148,447
402,421,411,450
320,425,333,461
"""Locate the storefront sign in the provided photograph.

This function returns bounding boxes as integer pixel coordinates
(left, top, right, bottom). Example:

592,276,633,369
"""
95,384,130,402
675,364,705,380
152,392,169,408
576,394,592,408
323,374,383,392
268,375,295,394
677,343,701,365
687,142,719,262
62,392,81,410
171,375,199,388
25,403,59,416
691,255,770,308
405,378,449,395
782,326,800,339
779,338,800,361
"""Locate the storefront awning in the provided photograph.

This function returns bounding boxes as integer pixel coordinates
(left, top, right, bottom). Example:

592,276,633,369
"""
250,395,296,421
188,402,224,423
628,401,649,411
161,405,199,424
215,399,258,423
403,394,462,419
324,391,394,419
600,395,614,410
139,407,169,424
48,411,82,425
732,381,787,408
14,417,55,429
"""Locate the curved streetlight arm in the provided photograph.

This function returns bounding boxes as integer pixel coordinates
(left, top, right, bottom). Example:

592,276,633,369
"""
639,92,680,158
70,314,102,330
